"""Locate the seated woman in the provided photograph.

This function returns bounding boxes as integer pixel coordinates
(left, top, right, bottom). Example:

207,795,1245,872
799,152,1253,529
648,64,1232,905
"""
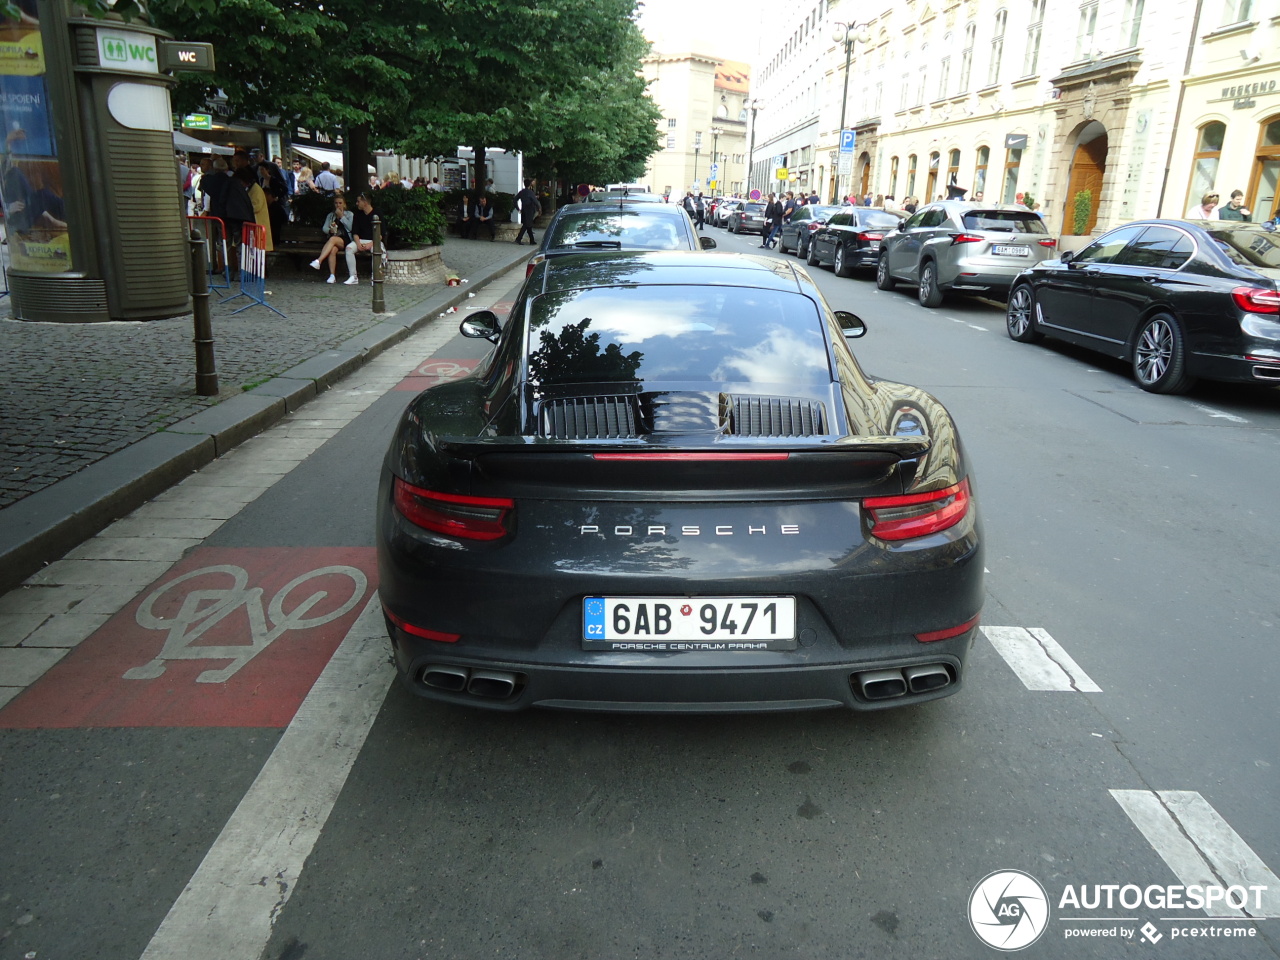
458,193,473,237
309,195,354,283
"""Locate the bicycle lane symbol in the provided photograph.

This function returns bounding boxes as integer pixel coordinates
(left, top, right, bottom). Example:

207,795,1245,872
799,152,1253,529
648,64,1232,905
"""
0,547,379,729
394,358,480,391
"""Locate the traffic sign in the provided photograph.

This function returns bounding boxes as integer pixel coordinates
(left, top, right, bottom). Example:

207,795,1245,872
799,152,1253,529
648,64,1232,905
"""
709,180,719,190
775,167,789,181
840,129,856,153
709,163,720,177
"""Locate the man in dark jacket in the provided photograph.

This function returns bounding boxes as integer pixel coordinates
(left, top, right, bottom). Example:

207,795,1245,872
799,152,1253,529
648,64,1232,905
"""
514,179,541,245
761,193,784,249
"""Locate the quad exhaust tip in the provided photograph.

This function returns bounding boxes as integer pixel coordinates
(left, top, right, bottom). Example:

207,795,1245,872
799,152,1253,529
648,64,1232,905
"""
421,664,521,700
1252,364,1280,381
854,664,953,700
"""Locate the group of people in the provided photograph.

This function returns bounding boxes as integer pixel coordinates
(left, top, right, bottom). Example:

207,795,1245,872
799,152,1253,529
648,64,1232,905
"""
180,149,290,257
309,193,377,284
1187,189,1255,220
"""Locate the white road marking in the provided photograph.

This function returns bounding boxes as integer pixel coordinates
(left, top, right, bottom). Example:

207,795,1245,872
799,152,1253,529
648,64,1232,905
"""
1111,789,1280,917
981,626,1101,692
138,596,395,959
1189,403,1248,424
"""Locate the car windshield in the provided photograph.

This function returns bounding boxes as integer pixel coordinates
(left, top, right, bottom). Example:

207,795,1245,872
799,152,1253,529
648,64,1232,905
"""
526,285,832,386
548,212,689,251
1204,228,1280,268
961,210,1049,234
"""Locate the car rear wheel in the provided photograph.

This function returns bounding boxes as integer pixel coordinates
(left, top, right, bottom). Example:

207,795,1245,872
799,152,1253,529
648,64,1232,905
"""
806,241,821,266
798,237,810,260
876,253,896,291
1005,285,1043,343
778,231,791,254
1133,313,1197,394
917,261,944,307
834,244,851,278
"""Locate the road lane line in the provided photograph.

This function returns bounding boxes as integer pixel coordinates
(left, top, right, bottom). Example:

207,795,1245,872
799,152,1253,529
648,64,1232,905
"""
1189,403,1248,424
981,626,1101,692
139,596,394,959
1111,789,1280,917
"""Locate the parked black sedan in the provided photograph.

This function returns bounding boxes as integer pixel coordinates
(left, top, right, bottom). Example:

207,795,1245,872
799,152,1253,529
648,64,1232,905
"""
526,200,714,276
1005,220,1280,393
777,204,841,259
806,208,902,277
376,251,984,713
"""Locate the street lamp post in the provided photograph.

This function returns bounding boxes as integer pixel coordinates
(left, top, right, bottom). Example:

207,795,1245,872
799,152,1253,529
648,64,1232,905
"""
747,98,762,195
710,126,723,193
832,21,870,203
692,130,702,191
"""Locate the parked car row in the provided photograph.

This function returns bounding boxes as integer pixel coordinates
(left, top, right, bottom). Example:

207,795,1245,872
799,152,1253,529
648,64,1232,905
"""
759,199,1280,397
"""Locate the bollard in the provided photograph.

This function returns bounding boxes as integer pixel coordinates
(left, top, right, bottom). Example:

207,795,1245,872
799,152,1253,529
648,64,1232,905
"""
372,215,386,314
189,228,219,396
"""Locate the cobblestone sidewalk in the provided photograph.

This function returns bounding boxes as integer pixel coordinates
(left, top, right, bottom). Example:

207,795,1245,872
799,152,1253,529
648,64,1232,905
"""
0,237,522,510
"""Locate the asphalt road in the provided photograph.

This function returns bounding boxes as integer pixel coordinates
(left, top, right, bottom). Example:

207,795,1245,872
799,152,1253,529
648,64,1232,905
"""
2,228,1278,960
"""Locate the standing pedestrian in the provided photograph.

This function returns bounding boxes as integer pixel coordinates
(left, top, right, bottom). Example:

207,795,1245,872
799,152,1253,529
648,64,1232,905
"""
514,178,541,245
761,192,784,249
1218,190,1251,221
313,161,341,197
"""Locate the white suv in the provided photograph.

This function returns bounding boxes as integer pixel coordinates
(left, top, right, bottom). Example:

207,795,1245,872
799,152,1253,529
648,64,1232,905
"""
876,202,1058,307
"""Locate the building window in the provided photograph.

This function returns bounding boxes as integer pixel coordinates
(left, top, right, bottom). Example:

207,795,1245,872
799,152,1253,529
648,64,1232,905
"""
899,71,911,111
667,118,677,128
907,154,918,197
916,45,929,105
1002,146,1023,203
987,10,1007,86
959,23,976,92
948,149,961,189
1221,0,1252,25
1189,122,1226,210
1075,2,1099,61
1247,116,1279,220
1121,0,1144,47
667,135,676,151
926,152,941,199
890,155,900,196
1024,0,1045,74
975,146,990,196
938,33,952,99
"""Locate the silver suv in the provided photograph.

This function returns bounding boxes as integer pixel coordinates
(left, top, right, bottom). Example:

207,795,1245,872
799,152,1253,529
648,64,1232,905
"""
876,201,1057,307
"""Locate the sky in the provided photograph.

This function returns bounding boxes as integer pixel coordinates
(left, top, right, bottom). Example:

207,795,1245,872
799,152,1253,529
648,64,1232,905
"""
635,0,765,63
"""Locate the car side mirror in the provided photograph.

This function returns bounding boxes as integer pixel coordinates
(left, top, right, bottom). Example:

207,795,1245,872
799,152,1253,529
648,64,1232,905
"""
460,310,501,343
897,219,906,230
699,236,717,250
1059,249,1076,264
834,311,866,338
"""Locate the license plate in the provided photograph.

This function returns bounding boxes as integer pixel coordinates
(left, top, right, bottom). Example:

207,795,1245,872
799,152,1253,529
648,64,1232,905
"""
993,244,1030,256
583,597,797,651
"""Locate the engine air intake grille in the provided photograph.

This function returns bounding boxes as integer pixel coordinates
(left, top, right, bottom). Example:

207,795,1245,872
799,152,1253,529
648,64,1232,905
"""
725,395,827,437
541,396,641,439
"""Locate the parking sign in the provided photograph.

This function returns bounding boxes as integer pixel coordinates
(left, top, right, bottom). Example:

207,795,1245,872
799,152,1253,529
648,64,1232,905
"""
840,129,856,153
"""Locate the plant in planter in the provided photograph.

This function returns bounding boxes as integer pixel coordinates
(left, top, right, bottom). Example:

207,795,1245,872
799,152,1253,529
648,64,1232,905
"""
367,188,446,249
1072,189,1093,235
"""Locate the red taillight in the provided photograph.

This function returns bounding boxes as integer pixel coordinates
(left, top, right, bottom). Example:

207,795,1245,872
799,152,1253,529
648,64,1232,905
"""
592,452,790,461
383,605,461,642
864,479,971,541
1037,238,1057,247
916,613,981,642
857,232,884,242
949,233,985,244
1231,286,1280,314
807,222,822,232
392,478,513,541
525,254,545,278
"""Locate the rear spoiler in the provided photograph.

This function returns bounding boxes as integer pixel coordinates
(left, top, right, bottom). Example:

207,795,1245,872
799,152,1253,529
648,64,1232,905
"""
435,434,932,460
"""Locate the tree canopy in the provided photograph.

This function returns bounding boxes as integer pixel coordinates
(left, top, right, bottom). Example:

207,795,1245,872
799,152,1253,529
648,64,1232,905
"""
146,0,660,186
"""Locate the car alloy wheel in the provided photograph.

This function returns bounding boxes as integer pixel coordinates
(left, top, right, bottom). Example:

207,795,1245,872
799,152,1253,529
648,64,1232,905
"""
918,261,943,308
876,253,896,291
806,240,821,266
1133,313,1196,394
1005,285,1042,343
778,231,790,254
798,238,809,260
834,244,850,278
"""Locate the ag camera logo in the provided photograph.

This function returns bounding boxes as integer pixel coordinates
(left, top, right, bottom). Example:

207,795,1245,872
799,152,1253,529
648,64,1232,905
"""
969,870,1050,951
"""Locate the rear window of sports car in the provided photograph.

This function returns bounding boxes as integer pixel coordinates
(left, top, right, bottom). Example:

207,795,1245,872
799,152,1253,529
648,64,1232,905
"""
548,212,690,250
526,286,832,385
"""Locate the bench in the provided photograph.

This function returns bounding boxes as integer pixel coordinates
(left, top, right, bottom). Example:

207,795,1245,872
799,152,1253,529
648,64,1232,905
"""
268,223,382,278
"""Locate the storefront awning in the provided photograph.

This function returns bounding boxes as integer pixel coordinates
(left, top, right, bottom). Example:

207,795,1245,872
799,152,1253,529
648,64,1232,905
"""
173,131,234,155
292,144,346,170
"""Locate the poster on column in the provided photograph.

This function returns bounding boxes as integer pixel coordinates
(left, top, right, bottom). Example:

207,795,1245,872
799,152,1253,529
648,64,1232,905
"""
0,2,73,272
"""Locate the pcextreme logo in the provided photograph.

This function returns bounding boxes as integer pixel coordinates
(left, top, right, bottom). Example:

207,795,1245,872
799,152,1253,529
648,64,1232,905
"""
969,870,1050,951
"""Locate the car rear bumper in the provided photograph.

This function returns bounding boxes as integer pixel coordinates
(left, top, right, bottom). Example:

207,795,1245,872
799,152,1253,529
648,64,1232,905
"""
386,615,977,713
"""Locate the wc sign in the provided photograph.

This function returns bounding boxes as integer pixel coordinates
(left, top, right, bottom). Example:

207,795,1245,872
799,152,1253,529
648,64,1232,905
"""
96,29,158,74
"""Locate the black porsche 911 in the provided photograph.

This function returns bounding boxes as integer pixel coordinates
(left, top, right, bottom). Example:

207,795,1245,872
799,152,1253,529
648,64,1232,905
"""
376,251,984,713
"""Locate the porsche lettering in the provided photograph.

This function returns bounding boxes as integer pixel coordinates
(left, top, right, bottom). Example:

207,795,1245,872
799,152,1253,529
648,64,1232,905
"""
579,524,801,537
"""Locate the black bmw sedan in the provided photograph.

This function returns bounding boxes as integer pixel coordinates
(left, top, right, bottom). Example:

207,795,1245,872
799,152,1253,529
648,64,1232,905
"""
1005,220,1280,393
377,252,984,713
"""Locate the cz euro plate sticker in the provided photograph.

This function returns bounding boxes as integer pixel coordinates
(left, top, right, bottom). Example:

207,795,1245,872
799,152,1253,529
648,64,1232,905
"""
583,597,797,652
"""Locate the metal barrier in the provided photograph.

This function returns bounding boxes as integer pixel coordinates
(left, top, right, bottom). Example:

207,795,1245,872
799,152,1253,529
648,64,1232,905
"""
220,222,285,318
187,215,231,291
